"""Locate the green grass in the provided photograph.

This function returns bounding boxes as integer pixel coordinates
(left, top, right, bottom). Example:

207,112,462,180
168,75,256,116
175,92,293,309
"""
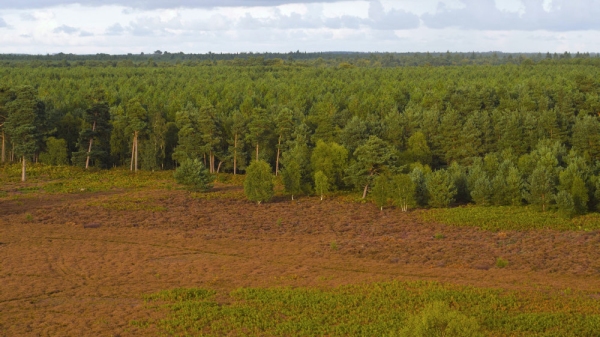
133,281,600,337
420,205,600,231
0,164,177,193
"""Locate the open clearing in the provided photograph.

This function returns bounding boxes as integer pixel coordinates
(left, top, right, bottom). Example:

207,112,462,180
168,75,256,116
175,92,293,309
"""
2,184,600,336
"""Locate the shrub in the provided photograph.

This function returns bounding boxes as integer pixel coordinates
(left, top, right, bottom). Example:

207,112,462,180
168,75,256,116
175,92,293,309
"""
244,160,274,204
173,159,213,192
401,301,483,337
39,137,69,166
496,257,509,268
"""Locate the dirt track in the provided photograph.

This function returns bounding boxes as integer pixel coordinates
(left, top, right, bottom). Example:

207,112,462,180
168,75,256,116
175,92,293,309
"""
1,188,600,336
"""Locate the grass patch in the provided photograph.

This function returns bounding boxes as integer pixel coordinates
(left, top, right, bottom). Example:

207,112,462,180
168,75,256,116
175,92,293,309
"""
135,281,600,336
0,164,178,194
420,205,600,231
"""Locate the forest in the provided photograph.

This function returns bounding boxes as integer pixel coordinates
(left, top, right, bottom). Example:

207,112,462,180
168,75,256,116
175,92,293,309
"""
1,56,600,217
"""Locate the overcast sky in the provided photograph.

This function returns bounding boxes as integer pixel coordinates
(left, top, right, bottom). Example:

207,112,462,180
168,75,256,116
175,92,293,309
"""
0,0,598,54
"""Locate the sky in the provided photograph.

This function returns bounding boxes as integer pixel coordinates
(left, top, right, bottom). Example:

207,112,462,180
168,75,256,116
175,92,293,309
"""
0,0,599,54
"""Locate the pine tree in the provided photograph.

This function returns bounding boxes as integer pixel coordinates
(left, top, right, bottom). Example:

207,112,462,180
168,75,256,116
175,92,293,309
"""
314,170,329,201
73,101,111,169
406,132,432,166
526,165,556,212
426,170,457,208
5,86,41,181
505,166,524,206
410,165,429,207
281,159,301,200
125,98,147,172
471,176,493,206
345,136,396,199
244,160,274,204
173,159,213,192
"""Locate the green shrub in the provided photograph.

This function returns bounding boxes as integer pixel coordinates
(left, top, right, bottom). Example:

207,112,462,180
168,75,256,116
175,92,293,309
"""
173,159,213,192
244,160,274,204
401,301,483,337
496,257,509,268
39,137,69,166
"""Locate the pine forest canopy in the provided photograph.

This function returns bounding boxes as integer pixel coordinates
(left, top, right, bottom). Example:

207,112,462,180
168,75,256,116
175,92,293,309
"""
2,57,600,214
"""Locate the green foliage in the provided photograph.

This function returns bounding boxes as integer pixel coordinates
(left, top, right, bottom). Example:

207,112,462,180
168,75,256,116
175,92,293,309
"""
173,159,213,192
281,159,302,200
311,140,348,190
314,170,329,201
410,165,429,207
421,205,600,231
495,257,509,268
470,176,493,206
406,132,432,166
372,174,390,210
426,170,457,208
138,280,600,336
526,165,556,212
391,174,416,212
345,136,396,198
401,301,483,337
244,160,274,204
39,137,68,166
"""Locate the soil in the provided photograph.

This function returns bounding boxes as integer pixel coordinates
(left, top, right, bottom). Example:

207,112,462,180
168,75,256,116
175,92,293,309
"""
1,186,600,336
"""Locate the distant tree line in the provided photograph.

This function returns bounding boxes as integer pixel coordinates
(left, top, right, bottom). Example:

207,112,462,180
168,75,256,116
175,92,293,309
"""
0,51,599,68
2,62,600,216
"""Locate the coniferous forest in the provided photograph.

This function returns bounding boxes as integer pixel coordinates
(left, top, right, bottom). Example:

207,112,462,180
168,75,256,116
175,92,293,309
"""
2,52,600,216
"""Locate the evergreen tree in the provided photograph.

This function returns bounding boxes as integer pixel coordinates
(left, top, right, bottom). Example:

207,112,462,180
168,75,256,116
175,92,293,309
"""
5,86,42,181
572,115,600,160
314,170,329,201
391,174,416,212
244,160,274,204
173,159,213,192
172,102,202,163
410,165,429,207
73,101,111,169
471,176,493,206
228,110,247,175
526,165,556,212
246,108,272,161
556,190,575,218
273,107,294,176
426,169,457,208
345,136,396,199
125,98,147,172
505,166,524,206
406,131,432,166
281,158,301,200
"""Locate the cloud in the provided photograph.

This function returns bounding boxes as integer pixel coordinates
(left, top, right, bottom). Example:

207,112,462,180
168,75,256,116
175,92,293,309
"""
105,23,125,35
367,0,419,30
53,24,79,34
0,0,347,10
0,18,7,28
53,24,94,36
422,0,600,31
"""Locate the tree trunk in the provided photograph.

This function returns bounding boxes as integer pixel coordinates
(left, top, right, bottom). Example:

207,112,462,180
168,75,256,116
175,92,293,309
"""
21,156,26,182
134,131,138,172
216,161,222,174
275,134,282,176
85,120,96,169
1,130,5,163
256,143,259,161
362,184,369,199
233,133,237,175
130,136,135,171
